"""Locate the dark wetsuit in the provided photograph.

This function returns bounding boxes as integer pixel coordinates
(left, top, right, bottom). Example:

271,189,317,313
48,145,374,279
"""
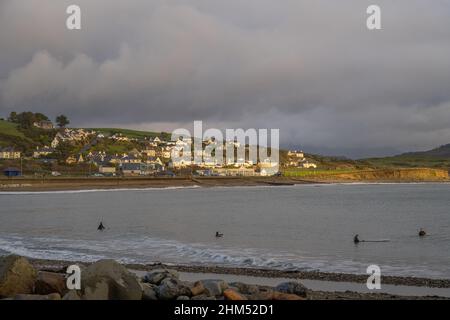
353,235,360,244
98,222,105,231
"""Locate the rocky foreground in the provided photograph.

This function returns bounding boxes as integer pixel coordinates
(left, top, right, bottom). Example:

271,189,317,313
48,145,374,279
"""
0,255,446,300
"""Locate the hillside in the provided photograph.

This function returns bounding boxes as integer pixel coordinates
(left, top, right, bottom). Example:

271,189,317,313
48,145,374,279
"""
0,119,35,150
90,128,171,140
362,144,450,169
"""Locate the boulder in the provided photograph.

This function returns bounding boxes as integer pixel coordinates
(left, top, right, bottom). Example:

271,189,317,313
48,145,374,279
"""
143,269,179,285
0,255,37,298
35,271,67,296
275,281,308,298
229,282,259,295
247,287,274,300
200,279,228,297
190,281,205,296
14,293,61,300
156,278,191,300
81,259,142,300
142,283,158,300
176,295,190,300
223,289,247,300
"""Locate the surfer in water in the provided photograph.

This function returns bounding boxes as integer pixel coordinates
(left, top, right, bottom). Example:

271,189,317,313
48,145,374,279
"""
353,234,360,244
215,231,223,238
98,221,106,231
418,228,426,237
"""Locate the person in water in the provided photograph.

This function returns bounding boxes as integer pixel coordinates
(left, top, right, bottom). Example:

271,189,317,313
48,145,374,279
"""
353,234,360,244
98,221,106,231
215,231,223,238
419,228,426,237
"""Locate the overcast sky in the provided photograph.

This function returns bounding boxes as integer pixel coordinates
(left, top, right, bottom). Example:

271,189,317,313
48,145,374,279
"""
1,0,450,158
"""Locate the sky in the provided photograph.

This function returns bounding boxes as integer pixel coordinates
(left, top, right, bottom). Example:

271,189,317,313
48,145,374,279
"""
0,0,450,158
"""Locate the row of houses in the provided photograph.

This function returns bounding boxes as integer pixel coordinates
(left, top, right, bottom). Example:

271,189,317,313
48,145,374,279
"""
0,147,21,160
286,150,318,169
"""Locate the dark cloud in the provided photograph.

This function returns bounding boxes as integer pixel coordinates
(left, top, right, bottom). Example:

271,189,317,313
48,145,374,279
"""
1,0,450,157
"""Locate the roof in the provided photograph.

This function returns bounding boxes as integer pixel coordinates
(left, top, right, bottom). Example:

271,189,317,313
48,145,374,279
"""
121,163,141,170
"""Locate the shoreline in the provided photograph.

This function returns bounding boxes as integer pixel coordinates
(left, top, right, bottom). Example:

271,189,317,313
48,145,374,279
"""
1,176,449,192
29,258,450,289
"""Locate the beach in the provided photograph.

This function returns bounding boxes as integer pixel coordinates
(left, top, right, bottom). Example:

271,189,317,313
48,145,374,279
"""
8,257,448,300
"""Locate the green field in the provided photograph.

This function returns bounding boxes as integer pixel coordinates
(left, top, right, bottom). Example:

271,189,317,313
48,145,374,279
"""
0,119,26,138
361,155,450,169
90,128,171,140
283,168,358,177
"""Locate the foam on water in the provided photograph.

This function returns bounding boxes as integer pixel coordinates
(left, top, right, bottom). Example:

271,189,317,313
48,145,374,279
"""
0,234,445,278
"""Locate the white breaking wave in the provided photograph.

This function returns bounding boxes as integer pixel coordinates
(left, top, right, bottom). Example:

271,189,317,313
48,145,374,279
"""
0,234,445,278
0,185,201,195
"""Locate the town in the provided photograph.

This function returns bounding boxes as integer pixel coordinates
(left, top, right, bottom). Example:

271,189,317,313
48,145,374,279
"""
0,112,318,178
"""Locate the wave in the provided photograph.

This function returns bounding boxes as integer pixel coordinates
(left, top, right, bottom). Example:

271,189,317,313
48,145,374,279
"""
0,185,201,195
0,234,446,278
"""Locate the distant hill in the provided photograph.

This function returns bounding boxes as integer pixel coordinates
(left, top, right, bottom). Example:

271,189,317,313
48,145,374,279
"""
361,144,450,169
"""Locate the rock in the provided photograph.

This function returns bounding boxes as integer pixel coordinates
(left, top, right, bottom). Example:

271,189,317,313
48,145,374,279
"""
142,283,158,300
200,279,228,297
156,278,191,300
190,281,205,296
272,291,305,300
62,290,81,300
247,287,274,300
191,294,216,300
35,271,67,296
143,269,179,285
275,281,308,298
229,282,259,295
14,293,61,300
0,255,37,298
223,289,248,300
177,295,190,300
81,259,142,300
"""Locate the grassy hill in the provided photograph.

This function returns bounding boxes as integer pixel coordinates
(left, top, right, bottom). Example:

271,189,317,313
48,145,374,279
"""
361,144,450,169
0,119,35,151
90,128,171,140
0,119,26,138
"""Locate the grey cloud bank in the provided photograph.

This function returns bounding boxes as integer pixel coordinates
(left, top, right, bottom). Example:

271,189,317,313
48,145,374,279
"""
1,0,450,158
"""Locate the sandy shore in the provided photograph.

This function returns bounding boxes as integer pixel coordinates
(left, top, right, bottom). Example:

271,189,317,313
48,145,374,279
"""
1,175,449,192
0,176,318,192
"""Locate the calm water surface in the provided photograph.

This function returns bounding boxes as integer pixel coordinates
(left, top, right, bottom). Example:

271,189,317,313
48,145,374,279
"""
0,184,449,278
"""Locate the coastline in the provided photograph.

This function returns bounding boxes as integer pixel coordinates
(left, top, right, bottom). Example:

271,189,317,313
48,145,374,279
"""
1,175,449,192
21,257,449,300
29,258,450,289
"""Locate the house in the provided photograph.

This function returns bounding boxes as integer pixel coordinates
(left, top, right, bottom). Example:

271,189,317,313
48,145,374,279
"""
120,163,142,176
99,165,117,175
302,161,317,169
121,154,141,164
287,150,304,158
33,120,54,130
142,148,157,157
65,156,77,165
213,167,257,177
33,146,55,158
0,147,21,159
3,167,21,177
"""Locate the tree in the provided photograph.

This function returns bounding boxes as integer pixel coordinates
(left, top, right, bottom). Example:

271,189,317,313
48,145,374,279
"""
8,112,18,123
56,115,70,128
